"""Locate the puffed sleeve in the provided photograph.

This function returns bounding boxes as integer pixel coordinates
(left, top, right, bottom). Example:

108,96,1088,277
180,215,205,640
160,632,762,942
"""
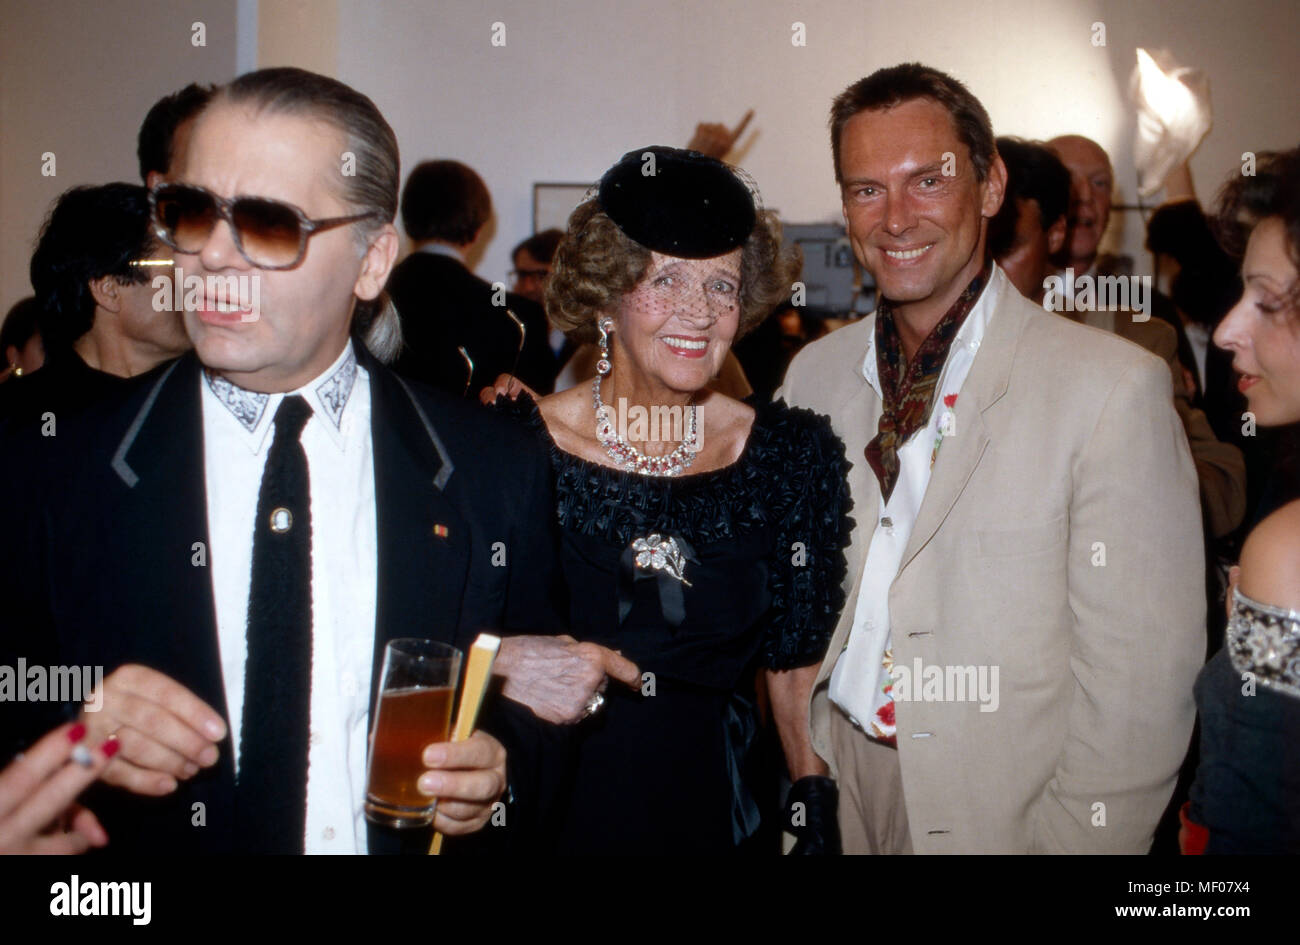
490,390,549,441
761,401,854,669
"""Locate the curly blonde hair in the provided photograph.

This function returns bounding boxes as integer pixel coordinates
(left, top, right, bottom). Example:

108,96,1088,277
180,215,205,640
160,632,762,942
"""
545,200,802,343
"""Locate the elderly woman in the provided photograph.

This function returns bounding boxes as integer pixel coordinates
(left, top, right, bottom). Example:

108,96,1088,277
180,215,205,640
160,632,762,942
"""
487,147,852,853
1183,147,1300,854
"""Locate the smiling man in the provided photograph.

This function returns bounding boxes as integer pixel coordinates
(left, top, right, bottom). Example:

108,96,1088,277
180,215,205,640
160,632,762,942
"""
777,63,1206,853
0,68,562,854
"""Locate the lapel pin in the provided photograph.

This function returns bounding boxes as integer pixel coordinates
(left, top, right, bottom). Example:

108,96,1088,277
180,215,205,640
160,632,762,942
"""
433,524,449,538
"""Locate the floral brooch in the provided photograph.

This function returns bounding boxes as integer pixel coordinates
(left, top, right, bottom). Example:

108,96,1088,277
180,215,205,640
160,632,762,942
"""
930,393,958,469
631,534,692,586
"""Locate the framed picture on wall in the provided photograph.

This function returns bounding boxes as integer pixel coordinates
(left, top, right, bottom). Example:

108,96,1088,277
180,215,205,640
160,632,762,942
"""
533,182,593,233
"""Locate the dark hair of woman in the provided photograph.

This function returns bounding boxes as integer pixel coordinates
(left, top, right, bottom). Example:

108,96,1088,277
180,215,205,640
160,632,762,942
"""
29,184,154,353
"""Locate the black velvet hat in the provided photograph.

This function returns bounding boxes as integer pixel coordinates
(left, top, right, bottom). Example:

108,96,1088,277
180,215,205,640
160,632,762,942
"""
597,146,757,258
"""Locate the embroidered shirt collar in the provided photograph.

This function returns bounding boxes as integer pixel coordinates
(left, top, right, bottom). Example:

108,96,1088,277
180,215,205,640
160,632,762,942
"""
203,341,359,452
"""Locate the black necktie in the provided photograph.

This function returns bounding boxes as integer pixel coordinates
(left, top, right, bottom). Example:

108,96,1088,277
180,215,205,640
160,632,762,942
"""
235,394,314,853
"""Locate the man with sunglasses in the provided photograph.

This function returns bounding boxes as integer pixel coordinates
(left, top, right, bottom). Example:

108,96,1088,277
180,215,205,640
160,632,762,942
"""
388,160,557,397
0,183,191,423
0,68,563,854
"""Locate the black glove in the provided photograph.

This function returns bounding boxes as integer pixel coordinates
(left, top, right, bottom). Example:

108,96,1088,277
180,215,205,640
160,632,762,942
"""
786,775,841,855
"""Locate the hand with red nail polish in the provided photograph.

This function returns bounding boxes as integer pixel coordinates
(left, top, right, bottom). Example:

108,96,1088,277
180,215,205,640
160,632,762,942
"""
0,722,111,854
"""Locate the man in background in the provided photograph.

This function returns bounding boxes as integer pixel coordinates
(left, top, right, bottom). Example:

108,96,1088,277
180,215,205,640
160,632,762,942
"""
510,228,563,308
986,137,1070,305
1047,135,1203,394
388,160,555,395
0,183,190,419
997,137,1245,540
137,82,215,187
511,228,568,375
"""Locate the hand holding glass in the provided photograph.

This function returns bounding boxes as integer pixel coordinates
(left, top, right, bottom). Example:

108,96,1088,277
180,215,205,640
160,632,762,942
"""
365,639,462,828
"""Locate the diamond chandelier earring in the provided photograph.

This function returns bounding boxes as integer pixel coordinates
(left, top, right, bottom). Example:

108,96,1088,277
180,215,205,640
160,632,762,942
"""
596,317,613,376
591,314,699,477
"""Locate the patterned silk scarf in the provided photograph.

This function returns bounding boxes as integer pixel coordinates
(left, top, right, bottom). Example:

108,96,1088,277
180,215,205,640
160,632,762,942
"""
865,261,990,502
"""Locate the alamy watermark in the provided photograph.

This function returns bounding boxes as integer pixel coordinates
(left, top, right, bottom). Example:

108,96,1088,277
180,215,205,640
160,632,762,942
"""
50,875,151,925
1042,268,1152,321
147,264,262,322
889,659,999,712
606,396,704,450
0,660,104,711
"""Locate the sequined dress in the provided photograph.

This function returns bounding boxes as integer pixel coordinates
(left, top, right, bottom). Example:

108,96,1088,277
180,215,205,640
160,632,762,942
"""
496,393,852,853
1188,588,1300,852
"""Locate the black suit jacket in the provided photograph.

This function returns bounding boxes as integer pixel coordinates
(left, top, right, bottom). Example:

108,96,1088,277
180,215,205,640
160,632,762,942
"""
0,343,563,854
0,350,131,424
388,253,557,397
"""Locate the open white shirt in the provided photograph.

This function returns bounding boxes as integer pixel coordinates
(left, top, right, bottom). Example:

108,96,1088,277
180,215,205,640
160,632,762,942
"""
829,267,1004,732
201,340,378,854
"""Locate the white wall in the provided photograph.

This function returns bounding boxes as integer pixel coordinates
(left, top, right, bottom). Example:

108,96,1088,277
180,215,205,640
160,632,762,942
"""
4,0,1298,320
334,0,1299,288
0,0,237,316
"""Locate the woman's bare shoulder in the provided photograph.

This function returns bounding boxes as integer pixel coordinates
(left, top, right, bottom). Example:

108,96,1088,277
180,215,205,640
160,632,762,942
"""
536,384,596,455
702,389,756,431
1239,499,1300,612
537,384,587,427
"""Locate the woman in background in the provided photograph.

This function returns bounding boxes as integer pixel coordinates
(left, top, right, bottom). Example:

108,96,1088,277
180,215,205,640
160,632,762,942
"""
0,297,43,384
1184,147,1300,853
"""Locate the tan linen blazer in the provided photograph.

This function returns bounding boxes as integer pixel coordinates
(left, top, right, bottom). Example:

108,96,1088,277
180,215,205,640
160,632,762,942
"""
778,272,1205,853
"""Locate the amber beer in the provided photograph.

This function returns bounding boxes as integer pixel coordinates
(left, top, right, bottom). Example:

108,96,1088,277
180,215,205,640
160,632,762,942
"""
365,640,462,828
366,686,454,820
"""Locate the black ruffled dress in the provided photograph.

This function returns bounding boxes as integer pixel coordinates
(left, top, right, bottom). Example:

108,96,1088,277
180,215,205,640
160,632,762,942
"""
497,393,852,853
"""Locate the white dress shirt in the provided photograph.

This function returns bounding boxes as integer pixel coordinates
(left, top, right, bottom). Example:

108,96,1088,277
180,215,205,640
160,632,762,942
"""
413,241,465,262
201,340,378,854
1185,322,1210,392
829,267,1004,732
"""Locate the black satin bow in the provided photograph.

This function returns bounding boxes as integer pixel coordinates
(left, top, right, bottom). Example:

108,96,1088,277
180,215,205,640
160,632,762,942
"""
725,692,762,844
617,533,698,630
616,531,760,844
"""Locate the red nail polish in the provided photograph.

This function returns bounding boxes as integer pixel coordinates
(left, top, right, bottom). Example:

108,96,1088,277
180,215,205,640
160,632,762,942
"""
101,736,121,759
67,723,87,743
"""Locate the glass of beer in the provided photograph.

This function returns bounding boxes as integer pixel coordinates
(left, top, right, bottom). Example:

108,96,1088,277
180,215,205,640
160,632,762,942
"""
365,639,462,828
